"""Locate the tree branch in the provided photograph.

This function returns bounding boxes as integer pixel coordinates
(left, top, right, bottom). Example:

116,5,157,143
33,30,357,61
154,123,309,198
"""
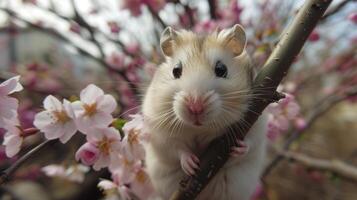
321,0,355,21
0,140,58,185
207,0,217,19
169,0,333,199
0,8,139,97
279,150,357,182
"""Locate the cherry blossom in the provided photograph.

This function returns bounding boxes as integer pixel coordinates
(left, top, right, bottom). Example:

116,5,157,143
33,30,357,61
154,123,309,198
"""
121,0,142,17
76,127,121,170
75,142,100,166
348,12,357,24
72,84,117,134
33,95,77,143
2,120,23,157
42,164,89,183
308,30,320,42
0,76,23,127
266,93,303,141
121,114,148,161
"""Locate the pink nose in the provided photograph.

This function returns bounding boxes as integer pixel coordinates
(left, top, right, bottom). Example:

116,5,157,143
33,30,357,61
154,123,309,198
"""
187,99,204,115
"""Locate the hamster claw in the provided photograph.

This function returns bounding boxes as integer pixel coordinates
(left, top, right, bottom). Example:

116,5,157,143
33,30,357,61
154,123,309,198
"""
180,151,200,176
230,139,249,157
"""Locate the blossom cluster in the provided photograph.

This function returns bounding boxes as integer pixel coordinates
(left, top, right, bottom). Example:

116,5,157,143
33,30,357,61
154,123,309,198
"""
0,76,24,157
0,76,154,199
266,93,306,142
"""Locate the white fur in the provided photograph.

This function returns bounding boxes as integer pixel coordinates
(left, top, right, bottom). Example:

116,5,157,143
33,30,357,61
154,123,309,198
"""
143,28,267,200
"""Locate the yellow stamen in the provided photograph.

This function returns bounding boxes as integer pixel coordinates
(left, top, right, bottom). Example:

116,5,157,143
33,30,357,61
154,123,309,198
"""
83,103,97,116
128,130,139,146
53,110,70,124
136,169,147,183
98,137,112,155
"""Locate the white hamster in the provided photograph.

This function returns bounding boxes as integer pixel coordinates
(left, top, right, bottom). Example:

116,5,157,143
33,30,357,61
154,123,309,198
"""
142,24,267,200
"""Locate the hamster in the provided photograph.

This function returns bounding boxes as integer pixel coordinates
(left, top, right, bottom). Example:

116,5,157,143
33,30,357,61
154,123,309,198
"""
142,24,267,200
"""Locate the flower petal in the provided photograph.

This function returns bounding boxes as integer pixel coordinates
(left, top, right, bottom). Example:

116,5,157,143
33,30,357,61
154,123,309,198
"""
33,111,56,130
43,95,63,111
96,94,117,113
3,134,22,157
0,96,19,119
80,84,104,104
59,121,77,143
0,76,23,95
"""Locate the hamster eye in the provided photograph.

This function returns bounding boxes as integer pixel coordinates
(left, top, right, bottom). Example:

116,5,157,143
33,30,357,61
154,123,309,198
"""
173,61,182,79
215,61,228,78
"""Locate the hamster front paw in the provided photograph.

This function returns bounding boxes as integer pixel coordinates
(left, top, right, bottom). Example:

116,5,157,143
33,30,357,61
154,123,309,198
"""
179,151,200,175
230,139,249,157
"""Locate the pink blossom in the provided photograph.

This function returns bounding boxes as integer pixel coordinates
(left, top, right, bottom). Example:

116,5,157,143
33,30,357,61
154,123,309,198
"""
75,142,100,166
2,121,23,157
42,164,89,183
121,114,148,161
121,0,142,17
65,164,90,183
106,53,126,70
266,94,302,141
107,21,120,33
0,76,23,127
308,30,320,42
250,182,264,200
34,95,77,143
130,167,155,200
194,20,218,34
294,117,307,130
98,179,131,200
77,127,121,171
0,75,23,96
70,22,81,34
142,0,166,13
348,12,357,24
72,84,117,133
42,164,66,177
125,43,140,55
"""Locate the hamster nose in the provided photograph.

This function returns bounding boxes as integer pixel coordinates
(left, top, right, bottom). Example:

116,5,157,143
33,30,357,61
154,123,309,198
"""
186,98,205,115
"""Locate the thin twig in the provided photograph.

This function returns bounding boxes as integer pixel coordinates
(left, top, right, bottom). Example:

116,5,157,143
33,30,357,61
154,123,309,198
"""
279,150,357,182
146,5,166,28
207,0,217,19
0,140,58,185
321,0,355,21
262,87,357,178
0,8,139,97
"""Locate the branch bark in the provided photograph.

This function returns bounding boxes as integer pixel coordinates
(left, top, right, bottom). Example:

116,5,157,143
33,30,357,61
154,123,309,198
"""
321,0,355,21
279,150,357,182
0,140,57,185
169,0,333,199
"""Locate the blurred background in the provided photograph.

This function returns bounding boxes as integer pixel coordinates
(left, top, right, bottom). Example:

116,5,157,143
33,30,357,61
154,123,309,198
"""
0,0,356,199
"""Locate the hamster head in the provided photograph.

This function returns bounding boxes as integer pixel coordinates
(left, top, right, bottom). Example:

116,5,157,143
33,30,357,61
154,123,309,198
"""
143,24,254,134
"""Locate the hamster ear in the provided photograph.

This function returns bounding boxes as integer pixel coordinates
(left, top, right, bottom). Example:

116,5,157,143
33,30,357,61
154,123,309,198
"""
219,24,247,57
160,27,178,57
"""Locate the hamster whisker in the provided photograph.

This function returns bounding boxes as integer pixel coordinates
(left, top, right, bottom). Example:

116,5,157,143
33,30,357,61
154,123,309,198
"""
116,105,142,118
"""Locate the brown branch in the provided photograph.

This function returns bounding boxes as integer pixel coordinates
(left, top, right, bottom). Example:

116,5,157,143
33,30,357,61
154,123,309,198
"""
321,0,355,21
207,0,217,19
0,140,58,185
262,86,357,178
279,150,357,182
170,0,333,199
146,5,166,28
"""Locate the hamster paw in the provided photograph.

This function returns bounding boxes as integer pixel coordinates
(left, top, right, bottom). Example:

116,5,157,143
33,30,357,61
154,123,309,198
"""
230,139,249,157
180,151,200,176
